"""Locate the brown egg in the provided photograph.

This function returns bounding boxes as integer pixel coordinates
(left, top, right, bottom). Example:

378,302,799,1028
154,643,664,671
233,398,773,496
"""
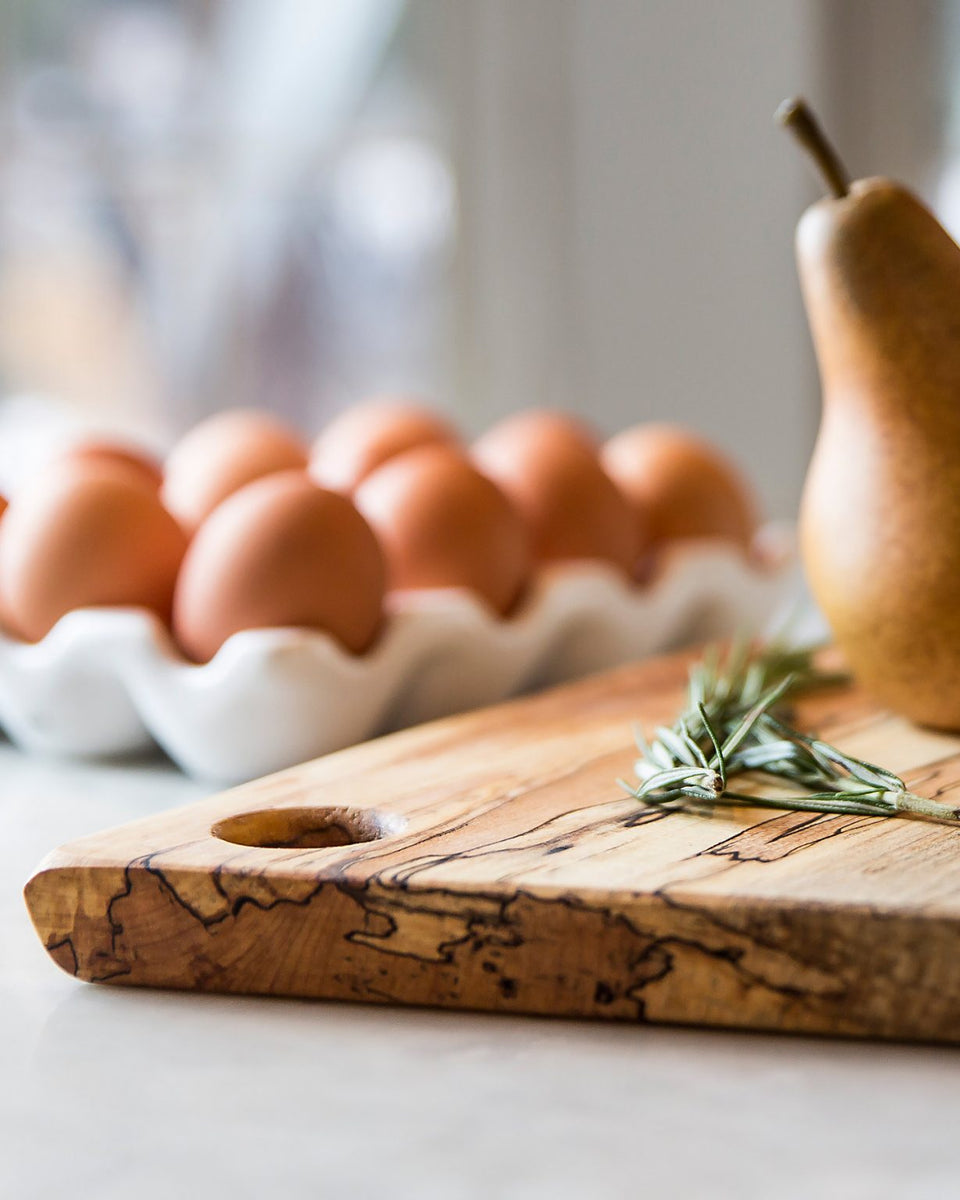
471,413,636,575
309,398,459,493
0,461,188,642
601,424,758,552
173,471,385,661
473,409,600,457
354,444,529,616
162,409,309,531
53,440,164,490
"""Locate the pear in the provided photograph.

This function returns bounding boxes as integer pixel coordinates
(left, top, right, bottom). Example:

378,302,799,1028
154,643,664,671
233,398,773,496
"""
779,97,960,728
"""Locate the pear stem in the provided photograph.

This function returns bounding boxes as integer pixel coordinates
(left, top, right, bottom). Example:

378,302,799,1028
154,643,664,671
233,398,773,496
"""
775,97,850,199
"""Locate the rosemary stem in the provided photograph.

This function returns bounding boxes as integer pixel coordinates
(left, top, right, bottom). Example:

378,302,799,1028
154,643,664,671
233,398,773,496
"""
896,792,960,823
626,639,960,829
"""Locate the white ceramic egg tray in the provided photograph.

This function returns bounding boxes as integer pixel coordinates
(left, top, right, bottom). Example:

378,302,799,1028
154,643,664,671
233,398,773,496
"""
0,529,796,783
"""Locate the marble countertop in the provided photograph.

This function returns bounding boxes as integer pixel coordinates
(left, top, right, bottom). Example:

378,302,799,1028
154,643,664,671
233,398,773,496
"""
4,742,960,1200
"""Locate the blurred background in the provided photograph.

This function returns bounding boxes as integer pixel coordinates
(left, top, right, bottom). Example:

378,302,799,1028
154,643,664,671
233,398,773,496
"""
0,0,951,516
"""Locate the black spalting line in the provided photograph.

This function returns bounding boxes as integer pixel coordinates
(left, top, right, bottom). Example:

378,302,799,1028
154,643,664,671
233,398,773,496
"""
338,880,531,974
698,812,868,865
290,744,635,877
69,852,338,983
923,772,960,801
143,855,328,929
386,804,667,889
336,881,521,968
84,863,136,983
140,850,233,930
44,935,78,975
770,813,828,842
365,750,644,884
278,788,526,882
510,886,826,1012
652,887,845,1004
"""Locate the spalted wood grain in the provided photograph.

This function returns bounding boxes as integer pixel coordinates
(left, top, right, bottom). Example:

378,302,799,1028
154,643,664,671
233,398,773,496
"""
23,647,960,1041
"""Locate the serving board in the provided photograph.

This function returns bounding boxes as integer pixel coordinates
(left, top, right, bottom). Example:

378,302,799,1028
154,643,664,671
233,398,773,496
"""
24,647,960,1042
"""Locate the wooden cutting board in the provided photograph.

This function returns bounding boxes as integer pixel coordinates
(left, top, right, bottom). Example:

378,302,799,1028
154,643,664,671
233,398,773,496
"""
24,647,960,1042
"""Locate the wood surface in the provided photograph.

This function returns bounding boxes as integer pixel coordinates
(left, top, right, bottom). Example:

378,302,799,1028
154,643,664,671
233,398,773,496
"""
23,647,960,1041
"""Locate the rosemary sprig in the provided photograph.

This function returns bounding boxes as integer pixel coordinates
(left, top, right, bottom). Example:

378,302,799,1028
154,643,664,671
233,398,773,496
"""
620,639,960,825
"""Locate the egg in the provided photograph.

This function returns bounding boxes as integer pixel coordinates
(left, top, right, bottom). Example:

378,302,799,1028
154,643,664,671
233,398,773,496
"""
53,440,164,490
309,398,459,493
601,424,757,552
473,409,600,456
354,444,529,616
471,411,636,575
173,471,385,661
162,409,309,531
0,461,188,642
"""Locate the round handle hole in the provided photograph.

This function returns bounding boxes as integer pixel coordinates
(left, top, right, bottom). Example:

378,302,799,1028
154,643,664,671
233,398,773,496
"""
212,805,401,849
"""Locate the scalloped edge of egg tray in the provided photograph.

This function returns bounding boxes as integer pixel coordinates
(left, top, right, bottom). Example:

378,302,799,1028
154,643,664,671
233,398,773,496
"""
0,527,796,783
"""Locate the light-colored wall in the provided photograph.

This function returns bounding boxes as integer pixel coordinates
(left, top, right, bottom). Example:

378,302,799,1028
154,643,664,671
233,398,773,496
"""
569,0,816,519
440,0,946,520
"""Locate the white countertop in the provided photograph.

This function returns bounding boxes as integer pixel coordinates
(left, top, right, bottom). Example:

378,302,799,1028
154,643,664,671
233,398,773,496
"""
4,741,960,1200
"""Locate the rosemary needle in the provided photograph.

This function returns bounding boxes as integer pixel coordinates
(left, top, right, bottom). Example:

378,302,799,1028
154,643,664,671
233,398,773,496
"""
620,638,960,825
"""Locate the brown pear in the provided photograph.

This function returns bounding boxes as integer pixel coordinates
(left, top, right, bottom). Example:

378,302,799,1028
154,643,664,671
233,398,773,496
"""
780,97,960,728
